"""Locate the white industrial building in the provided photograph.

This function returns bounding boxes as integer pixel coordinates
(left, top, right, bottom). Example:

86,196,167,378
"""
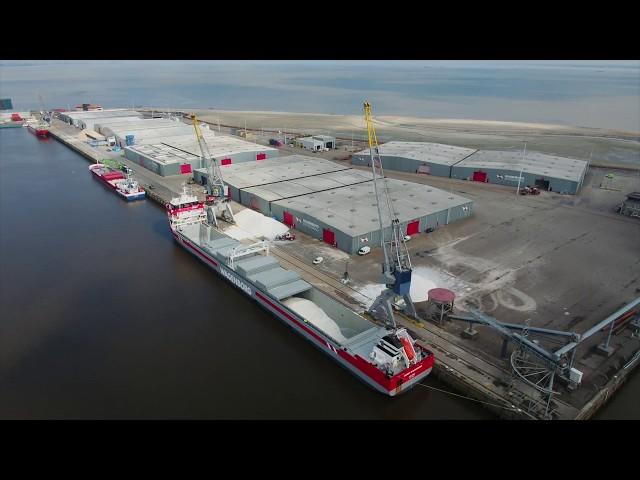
297,135,336,151
58,109,143,130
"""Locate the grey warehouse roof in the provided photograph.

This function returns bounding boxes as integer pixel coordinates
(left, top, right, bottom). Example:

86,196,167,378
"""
242,169,373,202
126,143,200,166
63,109,142,120
456,150,588,182
273,178,472,237
355,141,477,166
165,133,277,159
211,155,350,189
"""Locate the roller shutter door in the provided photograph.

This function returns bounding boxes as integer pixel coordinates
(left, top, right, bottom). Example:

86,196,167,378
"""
406,220,420,235
283,211,294,226
322,228,335,245
472,171,487,182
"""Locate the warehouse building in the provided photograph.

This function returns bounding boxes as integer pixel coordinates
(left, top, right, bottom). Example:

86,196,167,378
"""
193,155,349,201
58,109,142,129
450,150,588,194
239,169,373,215
124,143,202,176
297,135,336,151
351,141,477,177
195,155,473,254
126,133,278,177
270,179,473,254
94,117,179,136
100,122,196,148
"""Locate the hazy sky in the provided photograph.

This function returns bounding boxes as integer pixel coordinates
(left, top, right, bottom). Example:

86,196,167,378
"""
1,60,638,130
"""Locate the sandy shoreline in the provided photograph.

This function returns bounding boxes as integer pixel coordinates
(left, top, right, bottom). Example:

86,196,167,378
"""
149,107,640,167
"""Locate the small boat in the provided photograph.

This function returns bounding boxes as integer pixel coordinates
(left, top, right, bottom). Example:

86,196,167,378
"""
89,163,146,201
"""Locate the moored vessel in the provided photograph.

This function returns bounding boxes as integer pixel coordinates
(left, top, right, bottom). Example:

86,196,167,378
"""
165,190,434,396
27,122,50,137
89,163,146,201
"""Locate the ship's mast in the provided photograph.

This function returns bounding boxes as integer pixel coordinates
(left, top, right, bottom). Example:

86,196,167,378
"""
363,102,417,326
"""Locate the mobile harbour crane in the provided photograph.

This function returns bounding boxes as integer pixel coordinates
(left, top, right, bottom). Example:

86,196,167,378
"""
190,113,235,228
363,101,418,326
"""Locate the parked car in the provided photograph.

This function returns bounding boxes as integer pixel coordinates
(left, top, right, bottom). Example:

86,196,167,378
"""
276,232,296,241
312,256,324,265
358,246,371,255
403,235,412,242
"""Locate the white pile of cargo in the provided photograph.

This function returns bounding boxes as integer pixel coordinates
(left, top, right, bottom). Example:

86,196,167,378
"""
223,208,289,241
283,297,348,343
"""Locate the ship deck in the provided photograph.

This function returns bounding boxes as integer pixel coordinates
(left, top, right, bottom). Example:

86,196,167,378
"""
177,221,390,354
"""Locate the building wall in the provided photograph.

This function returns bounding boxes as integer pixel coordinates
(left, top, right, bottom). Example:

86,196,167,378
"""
451,166,580,194
269,201,474,255
239,190,272,215
351,154,453,178
124,148,195,177
298,138,323,150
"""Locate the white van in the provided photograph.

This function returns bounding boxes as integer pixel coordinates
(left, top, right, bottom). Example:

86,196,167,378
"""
358,246,371,255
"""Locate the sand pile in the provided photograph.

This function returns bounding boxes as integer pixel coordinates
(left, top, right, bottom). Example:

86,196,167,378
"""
283,297,348,343
224,209,289,241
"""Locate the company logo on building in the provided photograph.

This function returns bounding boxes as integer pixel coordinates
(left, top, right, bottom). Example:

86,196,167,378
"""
295,216,320,232
497,174,524,182
220,267,252,296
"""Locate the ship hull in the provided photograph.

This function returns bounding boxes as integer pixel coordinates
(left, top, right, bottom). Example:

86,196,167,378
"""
28,125,49,137
90,168,119,190
116,189,146,201
90,166,145,201
171,228,434,396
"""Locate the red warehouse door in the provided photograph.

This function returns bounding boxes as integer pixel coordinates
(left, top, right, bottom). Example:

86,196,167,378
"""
406,220,420,235
283,211,294,226
472,171,487,182
180,163,193,174
220,158,232,166
322,228,335,245
256,153,266,161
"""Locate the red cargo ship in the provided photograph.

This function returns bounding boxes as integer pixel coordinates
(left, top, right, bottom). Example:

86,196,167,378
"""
27,123,50,137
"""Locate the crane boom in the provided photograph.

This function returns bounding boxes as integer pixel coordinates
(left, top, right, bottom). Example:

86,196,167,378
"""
363,101,417,325
191,114,227,197
38,94,51,125
190,113,235,227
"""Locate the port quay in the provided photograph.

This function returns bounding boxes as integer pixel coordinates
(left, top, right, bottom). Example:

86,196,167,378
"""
45,111,640,421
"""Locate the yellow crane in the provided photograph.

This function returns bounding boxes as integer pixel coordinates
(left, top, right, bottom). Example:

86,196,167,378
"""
190,113,235,227
363,101,417,325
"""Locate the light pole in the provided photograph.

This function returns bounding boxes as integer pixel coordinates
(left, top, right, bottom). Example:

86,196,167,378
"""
516,141,527,195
